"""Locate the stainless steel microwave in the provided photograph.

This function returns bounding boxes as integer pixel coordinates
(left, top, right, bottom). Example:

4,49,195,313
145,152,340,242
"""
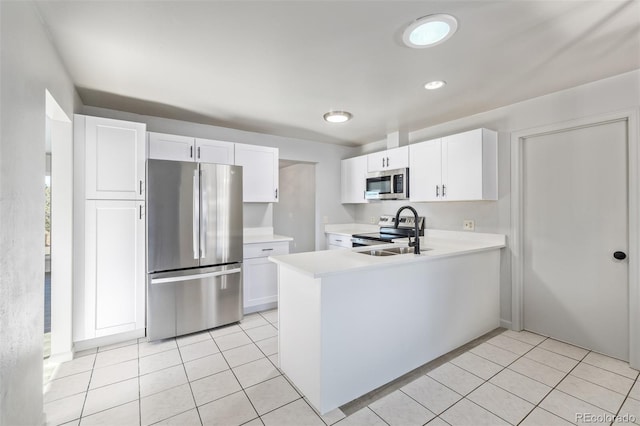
365,168,409,200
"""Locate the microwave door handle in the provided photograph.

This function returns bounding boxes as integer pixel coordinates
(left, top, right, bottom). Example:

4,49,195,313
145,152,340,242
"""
193,169,199,259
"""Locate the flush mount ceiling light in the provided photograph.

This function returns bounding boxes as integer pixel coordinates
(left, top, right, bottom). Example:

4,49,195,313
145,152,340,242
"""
402,14,458,48
323,111,353,123
424,80,447,90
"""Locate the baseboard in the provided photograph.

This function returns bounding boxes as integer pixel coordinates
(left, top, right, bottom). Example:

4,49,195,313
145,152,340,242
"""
500,319,513,330
74,328,145,352
48,350,73,364
244,302,278,315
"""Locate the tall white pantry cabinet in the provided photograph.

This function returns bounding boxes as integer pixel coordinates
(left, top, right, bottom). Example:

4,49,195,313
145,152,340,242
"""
74,115,146,343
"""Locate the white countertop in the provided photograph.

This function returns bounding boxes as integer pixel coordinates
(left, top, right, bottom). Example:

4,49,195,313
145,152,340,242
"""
324,223,378,237
270,230,505,278
244,227,293,244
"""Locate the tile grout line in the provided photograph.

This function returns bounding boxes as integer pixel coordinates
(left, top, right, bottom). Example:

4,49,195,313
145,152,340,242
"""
431,332,547,425
517,346,592,425
138,342,142,426
608,373,639,425
176,334,206,426
221,325,270,425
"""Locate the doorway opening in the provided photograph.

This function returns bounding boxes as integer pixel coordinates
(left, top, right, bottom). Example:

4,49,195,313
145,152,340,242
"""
44,90,73,380
273,160,316,253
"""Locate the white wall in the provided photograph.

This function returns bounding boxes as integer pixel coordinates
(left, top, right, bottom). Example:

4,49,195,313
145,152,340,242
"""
274,163,317,253
0,2,81,425
353,70,640,326
82,106,358,250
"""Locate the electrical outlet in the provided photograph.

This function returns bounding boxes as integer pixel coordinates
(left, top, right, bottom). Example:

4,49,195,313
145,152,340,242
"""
463,220,475,231
323,216,329,224
370,216,376,224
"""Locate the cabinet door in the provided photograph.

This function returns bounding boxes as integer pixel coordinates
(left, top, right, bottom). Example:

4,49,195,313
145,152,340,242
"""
235,144,279,202
367,146,409,172
367,150,389,172
195,138,234,164
84,200,145,338
243,257,278,308
409,139,443,202
85,116,146,200
341,156,367,203
443,129,484,201
148,132,195,162
385,146,409,169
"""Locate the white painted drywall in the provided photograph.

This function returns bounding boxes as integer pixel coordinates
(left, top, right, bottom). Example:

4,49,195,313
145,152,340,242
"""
81,106,358,250
0,2,80,424
353,70,640,326
274,163,316,253
50,115,74,362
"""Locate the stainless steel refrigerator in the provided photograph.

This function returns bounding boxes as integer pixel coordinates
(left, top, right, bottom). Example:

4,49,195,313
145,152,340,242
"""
146,159,243,341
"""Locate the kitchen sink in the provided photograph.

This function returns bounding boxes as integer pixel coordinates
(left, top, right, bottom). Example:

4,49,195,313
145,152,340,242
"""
383,246,415,254
358,249,397,257
357,246,432,256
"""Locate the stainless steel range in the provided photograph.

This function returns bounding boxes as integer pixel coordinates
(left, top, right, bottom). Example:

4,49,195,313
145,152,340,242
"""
351,215,425,247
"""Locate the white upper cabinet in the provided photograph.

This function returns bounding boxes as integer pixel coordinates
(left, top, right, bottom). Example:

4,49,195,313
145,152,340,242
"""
409,138,443,202
367,146,409,172
341,155,368,204
83,116,146,200
148,132,194,162
195,138,234,164
148,132,234,164
234,143,279,202
410,128,497,202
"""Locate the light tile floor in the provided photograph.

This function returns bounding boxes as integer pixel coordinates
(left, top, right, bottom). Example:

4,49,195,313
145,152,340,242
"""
44,311,640,426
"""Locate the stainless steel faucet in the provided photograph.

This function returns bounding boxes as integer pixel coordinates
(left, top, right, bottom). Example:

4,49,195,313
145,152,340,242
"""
394,205,420,254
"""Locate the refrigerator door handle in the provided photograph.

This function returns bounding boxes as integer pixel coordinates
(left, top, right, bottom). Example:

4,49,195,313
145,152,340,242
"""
193,170,199,260
200,169,207,259
150,268,242,284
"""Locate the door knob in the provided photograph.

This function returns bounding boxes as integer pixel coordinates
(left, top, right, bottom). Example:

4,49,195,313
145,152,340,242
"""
613,251,627,260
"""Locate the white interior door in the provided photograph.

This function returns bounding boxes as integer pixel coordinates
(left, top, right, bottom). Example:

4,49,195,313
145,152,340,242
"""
523,119,628,360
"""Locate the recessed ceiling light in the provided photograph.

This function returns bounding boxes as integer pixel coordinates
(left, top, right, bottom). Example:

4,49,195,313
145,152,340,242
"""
402,14,458,48
424,80,446,90
323,111,352,123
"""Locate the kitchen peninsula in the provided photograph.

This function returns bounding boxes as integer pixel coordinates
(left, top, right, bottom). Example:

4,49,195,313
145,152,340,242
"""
269,230,505,414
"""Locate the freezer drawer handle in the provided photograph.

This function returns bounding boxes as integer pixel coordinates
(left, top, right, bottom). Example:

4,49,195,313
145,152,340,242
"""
151,268,242,284
261,248,274,251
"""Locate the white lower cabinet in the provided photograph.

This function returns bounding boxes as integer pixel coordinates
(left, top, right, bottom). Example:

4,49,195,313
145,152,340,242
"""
243,241,289,313
326,233,352,250
83,200,145,338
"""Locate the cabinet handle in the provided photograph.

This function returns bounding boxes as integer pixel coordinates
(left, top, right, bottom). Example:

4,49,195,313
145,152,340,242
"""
442,184,446,197
262,248,274,251
190,146,193,158
139,180,143,196
436,185,440,197
381,157,385,168
139,204,143,219
275,188,278,199
335,239,342,242
198,146,201,159
386,157,389,167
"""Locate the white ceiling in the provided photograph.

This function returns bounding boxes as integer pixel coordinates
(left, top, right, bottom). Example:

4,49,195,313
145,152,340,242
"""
36,1,640,146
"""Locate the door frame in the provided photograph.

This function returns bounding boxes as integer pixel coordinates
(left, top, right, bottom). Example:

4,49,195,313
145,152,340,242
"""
510,108,640,368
